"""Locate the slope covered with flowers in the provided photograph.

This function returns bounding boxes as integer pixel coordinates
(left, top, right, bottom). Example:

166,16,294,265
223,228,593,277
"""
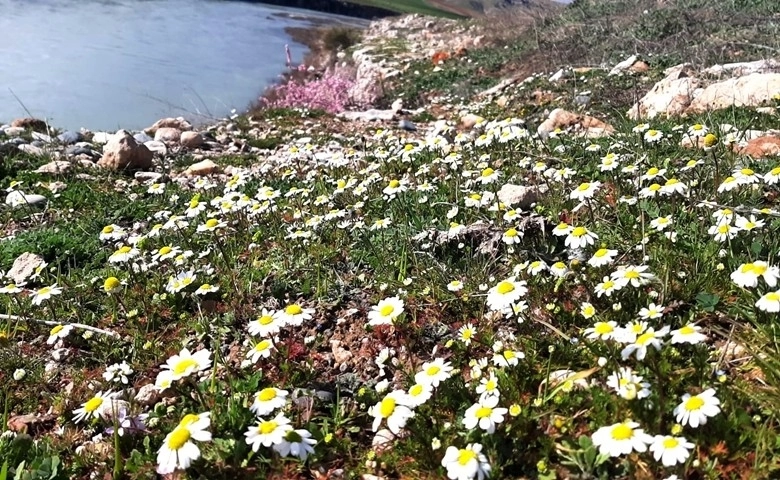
3,103,780,478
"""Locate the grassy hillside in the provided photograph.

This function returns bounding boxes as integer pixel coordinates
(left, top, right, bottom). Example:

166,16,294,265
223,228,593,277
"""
386,0,780,109
2,0,780,479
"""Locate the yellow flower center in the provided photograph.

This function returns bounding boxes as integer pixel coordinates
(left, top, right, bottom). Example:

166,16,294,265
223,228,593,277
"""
718,225,730,234
258,315,274,326
602,280,615,289
426,366,441,376
594,248,607,257
679,325,695,335
685,396,705,411
409,384,424,396
285,305,302,315
771,167,780,176
258,420,278,435
571,226,587,237
666,178,679,185
158,246,172,256
37,287,51,296
255,340,271,352
766,292,780,301
648,184,661,191
205,219,219,228
173,358,198,375
180,414,200,427
167,427,191,450
388,180,400,189
485,380,497,391
611,423,633,440
50,325,64,336
475,406,493,419
379,397,396,418
257,388,277,402
104,277,120,291
102,225,114,234
505,228,518,237
752,264,768,275
481,168,494,177
118,246,131,254
636,332,655,345
504,350,516,360
84,397,103,413
741,168,754,176
189,198,199,208
577,182,590,191
625,270,640,279
458,449,477,465
379,305,395,317
663,437,679,449
496,281,515,295
469,193,481,201
647,167,659,175
595,323,613,334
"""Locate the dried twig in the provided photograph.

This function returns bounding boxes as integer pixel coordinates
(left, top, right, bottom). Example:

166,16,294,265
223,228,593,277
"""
0,313,120,338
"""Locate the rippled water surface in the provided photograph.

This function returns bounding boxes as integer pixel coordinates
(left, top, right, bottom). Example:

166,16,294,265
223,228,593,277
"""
0,0,343,130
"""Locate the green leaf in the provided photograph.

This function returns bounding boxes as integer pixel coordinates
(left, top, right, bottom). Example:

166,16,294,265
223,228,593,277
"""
695,292,720,312
1,461,8,480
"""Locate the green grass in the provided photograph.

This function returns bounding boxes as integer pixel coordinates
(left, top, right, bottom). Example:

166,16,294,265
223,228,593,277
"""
346,0,465,18
3,0,780,478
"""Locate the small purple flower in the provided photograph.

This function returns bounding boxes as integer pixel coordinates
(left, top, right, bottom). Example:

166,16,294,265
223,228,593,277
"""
105,406,149,437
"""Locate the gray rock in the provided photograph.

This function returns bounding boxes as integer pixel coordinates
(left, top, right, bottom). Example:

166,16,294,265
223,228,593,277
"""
497,183,549,210
574,95,591,106
31,132,53,143
65,146,98,158
134,171,163,182
133,132,153,144
0,143,17,156
7,252,46,284
17,144,45,156
7,137,26,146
398,119,417,131
339,109,395,122
92,132,113,144
144,140,167,156
134,383,161,406
3,127,25,137
35,161,72,174
5,191,48,208
609,54,638,76
57,131,82,144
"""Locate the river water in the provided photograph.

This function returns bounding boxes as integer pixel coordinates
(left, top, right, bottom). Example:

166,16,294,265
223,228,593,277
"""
0,0,355,131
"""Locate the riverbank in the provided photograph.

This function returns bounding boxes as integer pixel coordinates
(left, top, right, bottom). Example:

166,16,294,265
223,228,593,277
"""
249,0,399,19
